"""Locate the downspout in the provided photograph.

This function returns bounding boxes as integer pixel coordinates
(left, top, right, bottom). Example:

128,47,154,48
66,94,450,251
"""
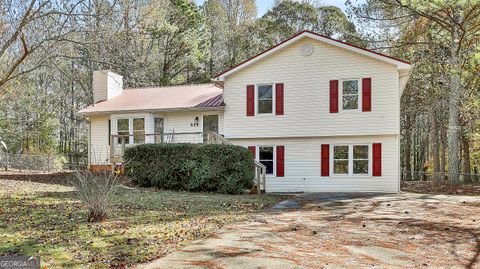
398,74,401,192
87,118,91,169
398,68,412,192
397,134,401,193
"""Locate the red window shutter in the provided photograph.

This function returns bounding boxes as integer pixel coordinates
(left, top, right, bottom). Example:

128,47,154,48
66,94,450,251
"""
329,80,339,113
246,85,255,116
248,146,256,157
372,143,382,176
362,78,371,112
276,145,285,177
275,83,284,115
321,144,330,176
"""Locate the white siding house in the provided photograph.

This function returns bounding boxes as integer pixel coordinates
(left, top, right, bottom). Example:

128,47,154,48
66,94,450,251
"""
78,30,411,192
231,135,399,193
220,37,402,138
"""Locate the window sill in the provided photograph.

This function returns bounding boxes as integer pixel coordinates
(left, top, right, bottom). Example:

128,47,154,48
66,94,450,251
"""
332,172,370,176
339,109,361,113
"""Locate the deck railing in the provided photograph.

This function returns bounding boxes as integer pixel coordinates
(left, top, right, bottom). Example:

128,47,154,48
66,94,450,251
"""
109,131,266,193
109,132,204,169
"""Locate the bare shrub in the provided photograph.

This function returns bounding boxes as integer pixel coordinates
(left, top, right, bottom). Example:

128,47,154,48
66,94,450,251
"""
72,170,121,222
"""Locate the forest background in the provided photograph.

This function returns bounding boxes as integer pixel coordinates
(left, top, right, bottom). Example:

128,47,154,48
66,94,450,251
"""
0,0,478,182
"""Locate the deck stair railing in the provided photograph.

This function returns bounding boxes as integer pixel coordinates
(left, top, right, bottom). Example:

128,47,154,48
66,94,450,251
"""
109,131,266,193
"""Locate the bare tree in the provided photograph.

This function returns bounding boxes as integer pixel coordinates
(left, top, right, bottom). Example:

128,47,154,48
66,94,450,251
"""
0,0,81,89
349,0,480,183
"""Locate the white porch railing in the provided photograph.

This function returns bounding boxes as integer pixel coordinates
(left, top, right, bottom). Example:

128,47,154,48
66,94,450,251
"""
109,131,267,193
109,132,205,165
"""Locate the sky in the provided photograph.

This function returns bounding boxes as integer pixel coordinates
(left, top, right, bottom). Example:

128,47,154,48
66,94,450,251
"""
193,0,366,16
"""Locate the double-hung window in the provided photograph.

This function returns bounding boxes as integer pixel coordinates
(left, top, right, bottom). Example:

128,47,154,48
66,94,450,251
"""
117,119,130,144
116,117,145,145
259,146,274,175
353,145,369,174
257,84,273,114
333,145,349,175
133,118,145,144
341,80,360,110
332,144,370,176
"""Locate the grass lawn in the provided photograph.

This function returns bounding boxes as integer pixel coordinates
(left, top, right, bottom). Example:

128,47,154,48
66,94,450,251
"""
0,176,285,268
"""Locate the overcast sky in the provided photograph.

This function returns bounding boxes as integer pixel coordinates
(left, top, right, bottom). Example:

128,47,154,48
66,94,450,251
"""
193,0,366,17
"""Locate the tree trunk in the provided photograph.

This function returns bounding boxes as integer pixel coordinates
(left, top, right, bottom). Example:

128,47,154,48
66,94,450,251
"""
474,165,479,183
440,121,447,181
447,23,462,184
403,114,412,181
462,133,471,183
431,111,440,183
419,135,428,181
413,120,419,180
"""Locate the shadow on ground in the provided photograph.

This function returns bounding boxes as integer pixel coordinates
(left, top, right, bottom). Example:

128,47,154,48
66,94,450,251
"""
140,192,480,269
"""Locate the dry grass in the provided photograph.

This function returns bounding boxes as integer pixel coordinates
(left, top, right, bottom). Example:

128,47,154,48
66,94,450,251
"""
0,175,284,268
402,181,480,195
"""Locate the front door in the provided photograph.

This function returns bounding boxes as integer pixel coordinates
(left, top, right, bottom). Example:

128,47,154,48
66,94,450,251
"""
203,115,219,142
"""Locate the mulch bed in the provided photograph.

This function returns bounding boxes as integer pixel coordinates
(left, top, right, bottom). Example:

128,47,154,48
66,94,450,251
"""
401,181,480,195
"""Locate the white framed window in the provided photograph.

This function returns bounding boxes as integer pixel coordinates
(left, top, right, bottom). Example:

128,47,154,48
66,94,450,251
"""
256,84,274,114
333,145,349,175
341,79,361,110
332,144,370,176
116,117,145,145
133,118,145,144
352,145,369,175
258,146,275,175
116,118,130,144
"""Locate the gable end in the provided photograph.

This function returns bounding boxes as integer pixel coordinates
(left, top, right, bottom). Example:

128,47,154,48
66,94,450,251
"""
213,30,411,81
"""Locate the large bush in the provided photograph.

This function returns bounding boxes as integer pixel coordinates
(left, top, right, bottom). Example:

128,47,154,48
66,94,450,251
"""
124,143,255,194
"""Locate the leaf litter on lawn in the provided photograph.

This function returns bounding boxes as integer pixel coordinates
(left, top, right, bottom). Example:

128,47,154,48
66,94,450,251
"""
0,176,285,268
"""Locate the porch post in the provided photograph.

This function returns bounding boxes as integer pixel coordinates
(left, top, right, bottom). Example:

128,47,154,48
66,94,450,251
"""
121,137,126,158
110,135,115,173
261,167,266,194
256,166,261,194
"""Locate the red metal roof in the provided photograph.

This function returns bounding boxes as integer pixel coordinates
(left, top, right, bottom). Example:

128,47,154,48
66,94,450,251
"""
78,83,223,115
213,30,411,79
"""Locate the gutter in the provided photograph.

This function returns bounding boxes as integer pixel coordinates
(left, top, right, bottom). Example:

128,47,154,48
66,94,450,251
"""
76,105,225,117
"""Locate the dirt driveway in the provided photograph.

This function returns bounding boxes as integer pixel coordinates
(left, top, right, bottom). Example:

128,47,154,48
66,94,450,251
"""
140,192,480,269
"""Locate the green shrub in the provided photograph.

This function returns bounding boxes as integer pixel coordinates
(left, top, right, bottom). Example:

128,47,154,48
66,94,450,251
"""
124,143,255,194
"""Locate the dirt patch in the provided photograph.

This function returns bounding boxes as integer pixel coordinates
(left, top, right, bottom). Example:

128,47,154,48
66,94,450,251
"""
0,171,74,185
140,193,480,269
273,223,309,233
187,260,224,269
402,181,480,195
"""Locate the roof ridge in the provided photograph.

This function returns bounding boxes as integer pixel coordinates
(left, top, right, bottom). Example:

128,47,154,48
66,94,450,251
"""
124,82,216,91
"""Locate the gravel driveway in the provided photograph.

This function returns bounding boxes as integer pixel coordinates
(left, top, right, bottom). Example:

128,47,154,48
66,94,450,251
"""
140,192,480,269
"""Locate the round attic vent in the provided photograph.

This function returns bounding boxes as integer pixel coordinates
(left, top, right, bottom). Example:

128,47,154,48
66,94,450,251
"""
301,43,314,56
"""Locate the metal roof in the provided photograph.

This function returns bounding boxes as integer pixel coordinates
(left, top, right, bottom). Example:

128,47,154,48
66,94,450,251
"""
78,83,223,115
